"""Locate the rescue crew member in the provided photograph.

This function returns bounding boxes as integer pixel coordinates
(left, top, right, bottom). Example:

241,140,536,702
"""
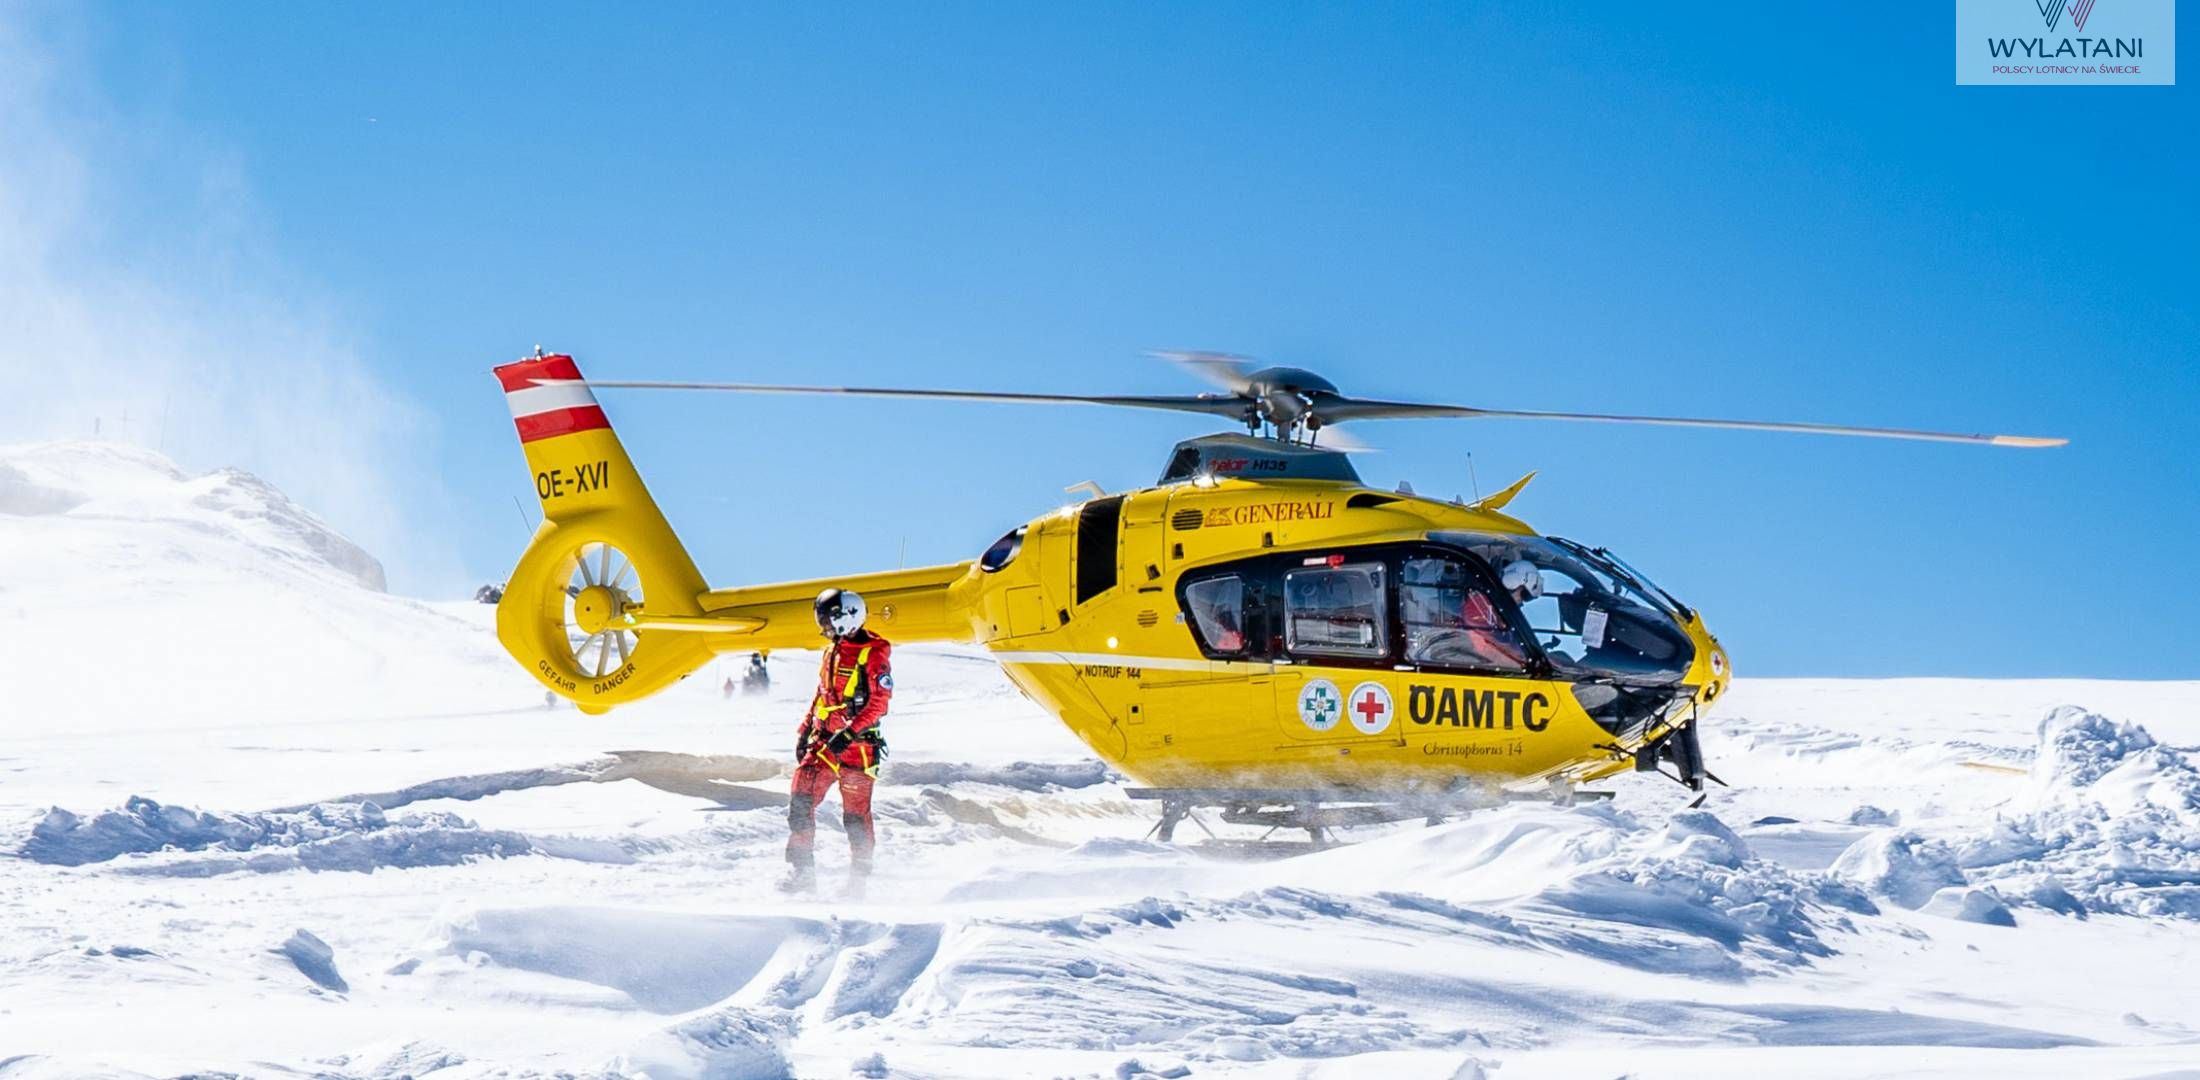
1500,559,1544,608
783,587,892,896
1460,581,1527,668
1465,558,1545,667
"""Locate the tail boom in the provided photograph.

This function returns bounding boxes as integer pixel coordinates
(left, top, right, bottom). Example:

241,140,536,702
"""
698,561,980,652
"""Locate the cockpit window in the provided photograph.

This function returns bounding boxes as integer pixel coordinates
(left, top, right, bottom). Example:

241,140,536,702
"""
1431,532,1695,684
1401,557,1529,674
1283,562,1387,659
1184,575,1249,655
1551,537,1691,621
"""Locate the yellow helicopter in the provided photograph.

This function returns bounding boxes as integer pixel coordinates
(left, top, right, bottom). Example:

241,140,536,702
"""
492,350,2062,828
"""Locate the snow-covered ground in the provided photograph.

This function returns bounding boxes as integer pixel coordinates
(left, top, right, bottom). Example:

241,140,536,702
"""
4,441,2199,1079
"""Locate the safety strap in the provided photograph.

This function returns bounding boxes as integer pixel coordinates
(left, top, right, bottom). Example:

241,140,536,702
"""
810,744,878,778
812,645,873,721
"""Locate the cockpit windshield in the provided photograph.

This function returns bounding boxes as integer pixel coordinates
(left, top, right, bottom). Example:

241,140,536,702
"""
1550,538,1691,622
1429,531,1695,684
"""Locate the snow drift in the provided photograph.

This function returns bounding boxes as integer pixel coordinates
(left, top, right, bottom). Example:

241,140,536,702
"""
21,795,535,873
1830,706,2200,919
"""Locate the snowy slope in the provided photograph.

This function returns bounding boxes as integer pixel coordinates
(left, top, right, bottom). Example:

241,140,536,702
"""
3,442,2199,1079
0,441,536,806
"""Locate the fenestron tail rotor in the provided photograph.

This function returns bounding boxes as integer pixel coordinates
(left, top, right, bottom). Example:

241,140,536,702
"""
547,351,2067,450
564,541,644,679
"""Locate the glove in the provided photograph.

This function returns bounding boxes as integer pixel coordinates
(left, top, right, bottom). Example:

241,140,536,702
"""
794,728,813,762
823,728,854,755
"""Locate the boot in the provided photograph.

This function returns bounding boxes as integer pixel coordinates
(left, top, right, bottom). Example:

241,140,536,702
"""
841,862,870,900
776,863,817,895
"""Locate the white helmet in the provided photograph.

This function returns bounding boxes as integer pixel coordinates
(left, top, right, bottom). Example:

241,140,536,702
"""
814,587,867,638
1500,559,1543,600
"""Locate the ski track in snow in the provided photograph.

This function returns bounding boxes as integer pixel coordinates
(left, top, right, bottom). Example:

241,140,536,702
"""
6,442,2200,1079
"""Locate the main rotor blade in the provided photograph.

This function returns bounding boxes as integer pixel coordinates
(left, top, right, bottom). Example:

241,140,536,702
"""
559,379,1255,421
1312,398,2066,447
1149,350,1256,395
1306,423,1377,453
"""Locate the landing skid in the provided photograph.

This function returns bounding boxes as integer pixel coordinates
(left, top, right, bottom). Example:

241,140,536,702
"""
1126,785,1614,848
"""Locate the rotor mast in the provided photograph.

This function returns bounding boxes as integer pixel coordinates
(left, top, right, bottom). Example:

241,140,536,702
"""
1159,352,1342,447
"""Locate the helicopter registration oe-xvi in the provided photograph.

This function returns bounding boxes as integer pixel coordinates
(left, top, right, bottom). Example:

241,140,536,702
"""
491,349,2063,819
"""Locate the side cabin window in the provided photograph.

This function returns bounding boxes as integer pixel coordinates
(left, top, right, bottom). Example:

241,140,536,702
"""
1177,546,1560,673
1400,556,1529,674
1282,562,1387,660
1183,576,1249,656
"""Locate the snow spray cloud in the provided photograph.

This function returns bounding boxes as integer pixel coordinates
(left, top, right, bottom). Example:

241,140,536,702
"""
0,11,459,593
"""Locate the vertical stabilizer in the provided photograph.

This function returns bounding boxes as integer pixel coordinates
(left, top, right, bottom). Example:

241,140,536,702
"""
492,352,714,711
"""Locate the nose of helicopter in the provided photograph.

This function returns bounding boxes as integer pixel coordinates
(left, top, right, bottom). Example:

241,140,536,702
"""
1694,624,1732,704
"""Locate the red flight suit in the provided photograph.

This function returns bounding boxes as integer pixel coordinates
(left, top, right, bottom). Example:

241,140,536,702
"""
1462,590,1527,667
787,631,893,875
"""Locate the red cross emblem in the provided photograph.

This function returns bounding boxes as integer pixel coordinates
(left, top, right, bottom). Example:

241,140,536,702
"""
1346,681,1394,735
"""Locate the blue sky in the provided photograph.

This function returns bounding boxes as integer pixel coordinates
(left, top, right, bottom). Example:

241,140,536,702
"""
10,4,2196,677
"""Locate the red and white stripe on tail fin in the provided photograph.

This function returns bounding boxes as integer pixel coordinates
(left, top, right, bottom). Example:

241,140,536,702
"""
495,353,611,443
